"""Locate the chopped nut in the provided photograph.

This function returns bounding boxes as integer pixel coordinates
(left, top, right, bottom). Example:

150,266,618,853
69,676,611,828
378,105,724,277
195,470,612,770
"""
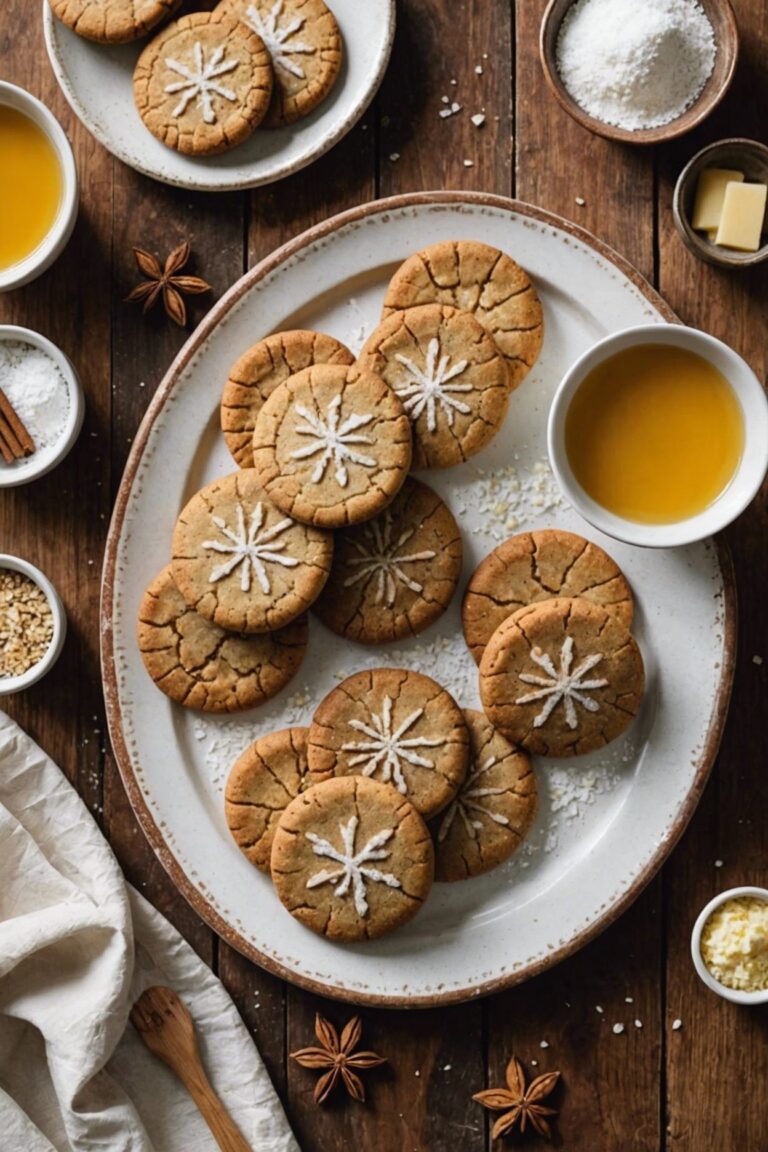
0,569,54,678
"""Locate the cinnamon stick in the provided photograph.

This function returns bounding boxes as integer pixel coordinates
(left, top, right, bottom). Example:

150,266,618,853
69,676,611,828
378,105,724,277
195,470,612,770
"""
0,413,24,459
0,425,15,464
0,387,35,456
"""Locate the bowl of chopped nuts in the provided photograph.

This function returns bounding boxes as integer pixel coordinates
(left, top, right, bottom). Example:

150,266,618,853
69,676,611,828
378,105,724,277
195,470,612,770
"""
0,555,66,694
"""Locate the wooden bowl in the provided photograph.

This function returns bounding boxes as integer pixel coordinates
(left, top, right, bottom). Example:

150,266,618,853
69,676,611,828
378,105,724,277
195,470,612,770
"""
673,138,768,268
539,0,739,145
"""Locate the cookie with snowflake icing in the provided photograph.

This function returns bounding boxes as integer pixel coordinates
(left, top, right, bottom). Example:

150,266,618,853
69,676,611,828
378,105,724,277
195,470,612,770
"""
463,529,635,665
50,0,179,44
381,241,544,390
221,330,354,469
479,597,644,757
433,709,537,882
307,668,470,819
138,566,307,712
218,0,342,127
355,304,510,469
271,776,434,941
225,726,309,872
251,363,412,529
311,477,463,644
171,469,332,633
133,10,273,156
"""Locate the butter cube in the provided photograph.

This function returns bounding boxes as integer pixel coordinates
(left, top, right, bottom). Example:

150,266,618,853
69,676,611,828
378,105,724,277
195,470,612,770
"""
715,182,768,252
692,168,744,231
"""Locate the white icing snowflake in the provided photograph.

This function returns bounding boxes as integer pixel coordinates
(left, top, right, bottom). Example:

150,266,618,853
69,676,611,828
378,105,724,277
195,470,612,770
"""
202,501,298,593
343,511,436,605
437,754,510,843
515,636,608,730
306,814,401,917
290,394,376,487
164,42,238,124
244,0,315,79
341,695,441,794
393,338,473,433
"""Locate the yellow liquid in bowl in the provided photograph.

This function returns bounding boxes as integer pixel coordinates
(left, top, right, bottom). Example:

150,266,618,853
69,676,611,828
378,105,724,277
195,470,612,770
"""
565,344,744,524
0,105,63,271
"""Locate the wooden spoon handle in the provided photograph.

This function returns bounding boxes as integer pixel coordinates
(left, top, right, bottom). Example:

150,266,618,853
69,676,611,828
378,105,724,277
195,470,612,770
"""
175,1058,254,1152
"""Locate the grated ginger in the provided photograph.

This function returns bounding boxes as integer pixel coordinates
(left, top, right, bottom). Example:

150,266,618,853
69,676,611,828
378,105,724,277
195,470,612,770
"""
701,897,768,992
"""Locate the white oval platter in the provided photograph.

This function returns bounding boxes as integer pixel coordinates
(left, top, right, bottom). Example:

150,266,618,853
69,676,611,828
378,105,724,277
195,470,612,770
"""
103,193,735,1007
43,0,395,191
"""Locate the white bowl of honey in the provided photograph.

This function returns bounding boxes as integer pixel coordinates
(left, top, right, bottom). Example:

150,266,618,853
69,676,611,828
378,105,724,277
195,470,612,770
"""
547,324,768,547
0,82,78,293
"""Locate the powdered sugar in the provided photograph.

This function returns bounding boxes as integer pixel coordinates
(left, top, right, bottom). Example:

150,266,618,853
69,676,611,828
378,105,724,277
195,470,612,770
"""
0,340,70,454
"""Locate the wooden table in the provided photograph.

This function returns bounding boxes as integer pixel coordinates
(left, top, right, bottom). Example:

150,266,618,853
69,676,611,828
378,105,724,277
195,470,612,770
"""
2,2,767,1148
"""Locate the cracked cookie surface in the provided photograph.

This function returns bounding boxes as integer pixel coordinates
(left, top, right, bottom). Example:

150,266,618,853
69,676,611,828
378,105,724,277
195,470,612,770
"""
463,529,634,665
271,775,434,941
171,469,333,633
218,0,342,127
306,667,469,819
221,329,354,469
312,477,463,644
251,363,412,529
433,709,537,882
137,565,307,711
50,0,179,44
133,10,273,156
479,596,644,757
356,303,510,469
225,725,309,872
382,240,544,389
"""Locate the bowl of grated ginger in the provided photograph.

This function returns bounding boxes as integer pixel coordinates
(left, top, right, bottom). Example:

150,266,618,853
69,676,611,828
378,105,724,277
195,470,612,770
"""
692,887,768,1004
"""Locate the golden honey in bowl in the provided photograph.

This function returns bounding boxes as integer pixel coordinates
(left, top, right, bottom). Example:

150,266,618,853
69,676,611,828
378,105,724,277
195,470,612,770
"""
565,344,744,524
0,105,62,271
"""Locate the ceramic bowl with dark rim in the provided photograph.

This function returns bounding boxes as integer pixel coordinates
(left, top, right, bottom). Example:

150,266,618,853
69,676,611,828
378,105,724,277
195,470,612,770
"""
539,0,739,145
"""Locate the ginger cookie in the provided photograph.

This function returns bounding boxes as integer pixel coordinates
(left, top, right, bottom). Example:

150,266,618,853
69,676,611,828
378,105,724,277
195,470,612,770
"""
133,10,273,156
356,304,510,469
463,529,635,665
312,477,463,644
479,597,644,757
382,241,544,389
49,0,179,44
137,565,307,712
307,668,470,819
225,726,309,872
218,0,342,127
271,776,434,942
171,469,333,634
221,330,354,469
434,709,537,882
251,363,412,529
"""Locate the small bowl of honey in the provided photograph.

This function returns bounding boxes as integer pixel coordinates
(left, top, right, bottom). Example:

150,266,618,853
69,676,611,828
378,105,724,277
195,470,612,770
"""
547,325,768,548
0,82,78,293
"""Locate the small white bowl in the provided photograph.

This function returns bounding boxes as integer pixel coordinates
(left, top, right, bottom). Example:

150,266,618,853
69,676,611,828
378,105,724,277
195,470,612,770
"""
0,81,78,293
691,886,768,1005
0,326,85,487
547,324,768,548
0,554,67,695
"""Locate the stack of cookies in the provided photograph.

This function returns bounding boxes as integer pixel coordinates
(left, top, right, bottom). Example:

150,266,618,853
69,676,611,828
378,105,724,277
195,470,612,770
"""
49,0,343,155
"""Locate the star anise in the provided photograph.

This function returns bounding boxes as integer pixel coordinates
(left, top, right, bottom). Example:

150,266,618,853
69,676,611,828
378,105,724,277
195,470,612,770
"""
473,1056,560,1141
290,1013,387,1104
125,241,211,326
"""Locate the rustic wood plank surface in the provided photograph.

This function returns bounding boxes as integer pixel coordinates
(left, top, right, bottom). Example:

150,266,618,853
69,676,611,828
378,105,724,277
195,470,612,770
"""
1,1,766,1149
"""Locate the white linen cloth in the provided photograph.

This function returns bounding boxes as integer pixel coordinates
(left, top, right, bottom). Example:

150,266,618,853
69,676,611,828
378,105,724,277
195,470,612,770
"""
0,710,301,1152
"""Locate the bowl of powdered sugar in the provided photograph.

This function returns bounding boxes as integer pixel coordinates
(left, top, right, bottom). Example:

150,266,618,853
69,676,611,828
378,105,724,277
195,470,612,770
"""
0,325,84,488
540,0,738,145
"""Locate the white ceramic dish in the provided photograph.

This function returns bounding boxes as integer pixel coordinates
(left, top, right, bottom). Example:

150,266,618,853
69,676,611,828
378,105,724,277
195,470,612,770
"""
0,326,85,488
102,193,736,1007
43,0,395,192
0,554,67,694
547,324,768,548
691,886,768,1005
0,81,78,292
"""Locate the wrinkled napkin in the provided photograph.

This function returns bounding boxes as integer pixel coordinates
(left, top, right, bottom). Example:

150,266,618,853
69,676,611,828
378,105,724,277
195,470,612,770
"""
0,710,301,1152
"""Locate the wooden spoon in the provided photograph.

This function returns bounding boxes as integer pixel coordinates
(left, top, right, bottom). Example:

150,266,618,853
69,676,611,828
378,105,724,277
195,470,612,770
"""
130,985,253,1152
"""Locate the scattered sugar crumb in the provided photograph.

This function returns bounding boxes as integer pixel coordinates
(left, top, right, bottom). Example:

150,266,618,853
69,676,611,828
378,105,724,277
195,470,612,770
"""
714,859,724,868
595,1005,604,1014
475,64,483,74
471,113,486,127
634,1019,643,1029
414,1070,421,1077
463,159,474,167
441,94,449,103
612,1023,625,1035
672,1019,682,1031
753,654,763,665
625,996,634,1003
531,1059,538,1066
389,152,400,162
539,1040,549,1049
442,1064,452,1072
575,196,586,206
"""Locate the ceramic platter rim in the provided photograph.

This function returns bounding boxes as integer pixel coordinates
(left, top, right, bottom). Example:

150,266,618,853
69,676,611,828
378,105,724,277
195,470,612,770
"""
102,192,736,1007
42,0,396,191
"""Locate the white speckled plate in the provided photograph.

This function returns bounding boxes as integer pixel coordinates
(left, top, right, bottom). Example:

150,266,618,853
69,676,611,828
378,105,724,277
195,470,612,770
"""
102,193,736,1006
43,0,395,191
